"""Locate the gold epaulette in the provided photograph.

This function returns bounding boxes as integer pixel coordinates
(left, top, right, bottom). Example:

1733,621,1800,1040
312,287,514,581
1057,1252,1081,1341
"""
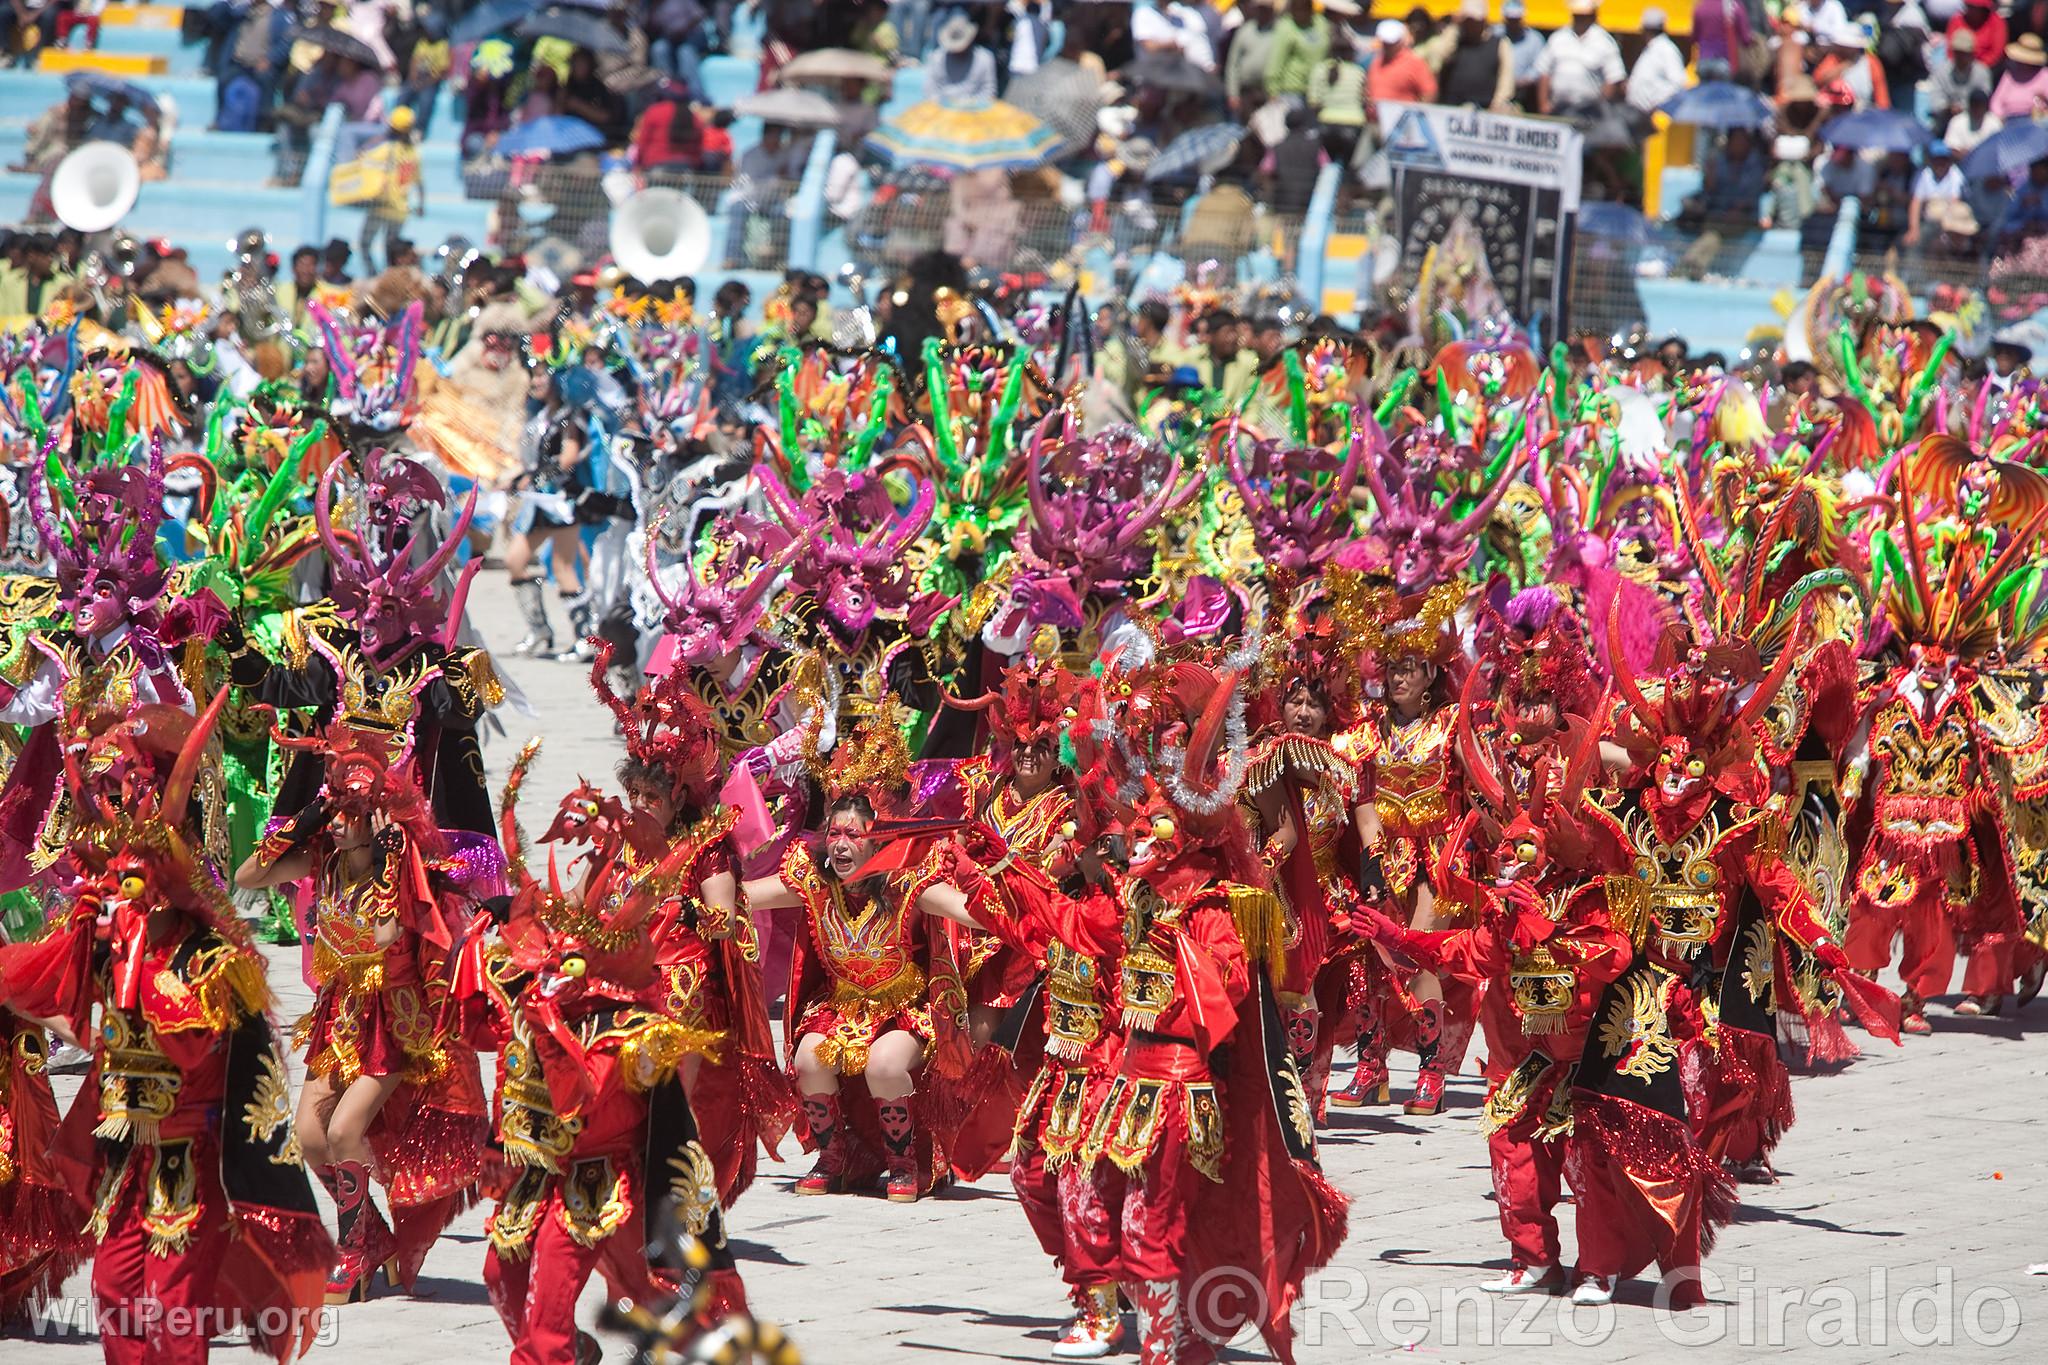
1224,884,1287,979
1603,874,1653,950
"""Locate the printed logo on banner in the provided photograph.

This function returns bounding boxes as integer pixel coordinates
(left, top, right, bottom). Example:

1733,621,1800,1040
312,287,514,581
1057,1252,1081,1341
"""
1384,109,1444,168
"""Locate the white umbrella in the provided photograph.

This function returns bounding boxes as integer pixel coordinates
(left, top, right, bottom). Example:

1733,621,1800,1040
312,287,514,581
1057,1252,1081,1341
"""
733,88,842,130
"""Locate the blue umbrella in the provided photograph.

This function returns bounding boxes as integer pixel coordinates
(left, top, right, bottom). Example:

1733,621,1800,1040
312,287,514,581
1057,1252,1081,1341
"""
64,71,160,115
1658,81,1773,129
497,115,608,157
1145,122,1246,182
1963,119,2048,179
1818,109,1934,154
1576,200,1652,244
450,0,539,44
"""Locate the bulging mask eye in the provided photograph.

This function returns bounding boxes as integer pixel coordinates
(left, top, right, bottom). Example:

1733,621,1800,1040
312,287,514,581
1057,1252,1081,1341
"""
1685,759,1705,778
1514,841,1538,863
119,875,147,898
1151,815,1176,841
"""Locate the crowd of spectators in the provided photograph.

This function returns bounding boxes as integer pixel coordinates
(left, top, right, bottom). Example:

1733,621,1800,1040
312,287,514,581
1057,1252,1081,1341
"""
13,0,2047,299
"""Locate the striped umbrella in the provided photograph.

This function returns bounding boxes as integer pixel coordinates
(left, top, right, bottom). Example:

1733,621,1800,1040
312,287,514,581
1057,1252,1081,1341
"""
864,99,1062,173
1007,58,1105,157
1145,122,1246,181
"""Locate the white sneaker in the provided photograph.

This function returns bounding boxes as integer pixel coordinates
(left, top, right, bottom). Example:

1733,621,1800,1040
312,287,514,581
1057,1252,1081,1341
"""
1049,1311,1121,1359
1480,1264,1560,1295
1571,1274,1617,1306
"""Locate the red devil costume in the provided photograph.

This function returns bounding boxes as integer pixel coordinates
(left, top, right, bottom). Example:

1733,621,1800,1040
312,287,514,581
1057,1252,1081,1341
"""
453,804,743,1365
248,714,490,1303
1037,632,1348,1365
758,699,976,1203
588,643,795,1206
0,688,331,1364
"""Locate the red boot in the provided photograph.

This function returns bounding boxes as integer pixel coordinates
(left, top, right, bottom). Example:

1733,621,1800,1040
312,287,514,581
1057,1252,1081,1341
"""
1127,1278,1180,1365
879,1098,921,1202
795,1094,847,1196
326,1159,396,1303
1406,1000,1446,1115
1330,999,1391,1108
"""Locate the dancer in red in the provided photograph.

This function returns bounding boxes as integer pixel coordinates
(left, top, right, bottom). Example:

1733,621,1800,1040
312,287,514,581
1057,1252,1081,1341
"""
1,688,330,1364
454,778,743,1365
743,699,977,1203
1329,573,1472,1114
236,718,487,1304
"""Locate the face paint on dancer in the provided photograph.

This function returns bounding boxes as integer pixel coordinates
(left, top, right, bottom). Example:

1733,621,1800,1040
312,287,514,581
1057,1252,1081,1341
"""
823,800,880,881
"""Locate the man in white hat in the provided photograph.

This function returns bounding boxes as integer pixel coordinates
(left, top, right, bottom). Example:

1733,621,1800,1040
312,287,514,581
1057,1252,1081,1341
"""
1367,17,1439,104
1535,0,1625,118
1625,7,1687,124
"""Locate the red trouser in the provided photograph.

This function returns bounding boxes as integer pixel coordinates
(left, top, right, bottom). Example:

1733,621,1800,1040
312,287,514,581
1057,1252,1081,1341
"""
1569,1130,1703,1304
1487,1118,1567,1269
484,1198,659,1365
1011,1146,1073,1272
93,1149,234,1365
1845,884,1956,998
1057,1138,1200,1286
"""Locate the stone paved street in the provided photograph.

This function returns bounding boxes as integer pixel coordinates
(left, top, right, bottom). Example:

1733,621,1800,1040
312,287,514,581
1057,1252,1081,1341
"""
24,574,2048,1362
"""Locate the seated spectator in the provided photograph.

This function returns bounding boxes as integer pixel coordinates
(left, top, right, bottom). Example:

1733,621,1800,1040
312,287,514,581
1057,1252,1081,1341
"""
1989,34,2048,119
1945,0,2006,68
1683,127,1768,226
1921,28,1991,127
3,0,58,68
1437,0,1514,111
560,47,628,144
926,7,997,104
1991,156,2048,254
320,237,354,286
597,5,658,99
1906,141,1976,252
1858,147,1916,249
217,0,293,132
397,10,449,134
331,54,385,120
942,168,1022,266
630,97,731,174
1944,87,2001,157
1812,19,1890,110
516,60,559,124
1261,105,1326,214
0,232,72,314
275,244,321,328
648,0,711,98
1761,134,1815,231
1874,1,1930,101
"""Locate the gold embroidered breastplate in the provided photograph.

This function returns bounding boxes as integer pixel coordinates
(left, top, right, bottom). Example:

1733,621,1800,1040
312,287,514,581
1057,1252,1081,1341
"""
1374,709,1454,837
1600,793,1733,957
816,883,924,1004
313,858,401,985
1869,698,1972,842
94,1005,180,1145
